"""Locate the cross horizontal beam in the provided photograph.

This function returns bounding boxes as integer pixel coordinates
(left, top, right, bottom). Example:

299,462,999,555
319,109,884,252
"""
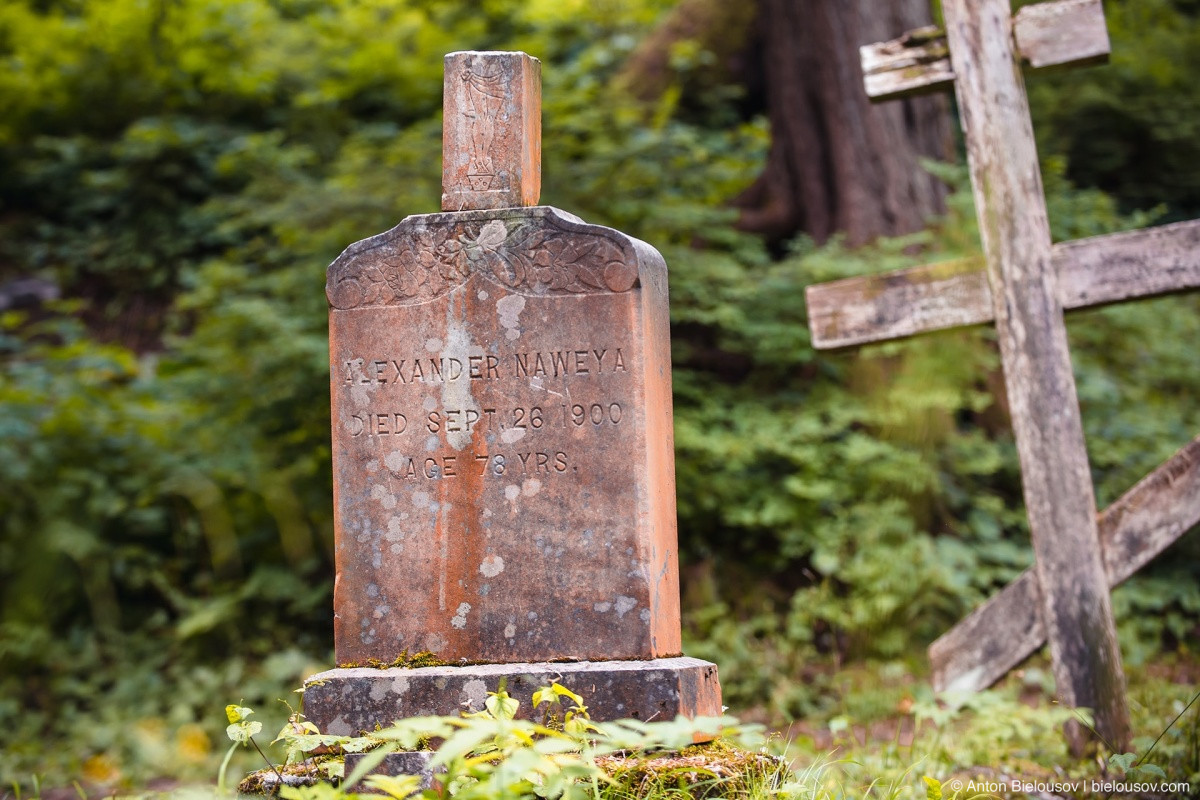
930,435,1200,693
861,0,1109,101
806,218,1200,349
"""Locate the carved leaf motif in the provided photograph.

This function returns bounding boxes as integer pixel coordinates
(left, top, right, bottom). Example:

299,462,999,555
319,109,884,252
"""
571,253,609,290
435,239,468,281
489,251,526,287
563,239,598,265
361,277,388,306
507,226,546,252
475,219,508,249
491,226,626,293
327,215,636,308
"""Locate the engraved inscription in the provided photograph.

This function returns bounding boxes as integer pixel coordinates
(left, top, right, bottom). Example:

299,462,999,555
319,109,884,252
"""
348,402,624,438
326,215,639,309
342,338,629,490
513,348,626,377
377,451,570,481
348,412,409,437
327,202,681,665
344,348,626,385
343,355,503,385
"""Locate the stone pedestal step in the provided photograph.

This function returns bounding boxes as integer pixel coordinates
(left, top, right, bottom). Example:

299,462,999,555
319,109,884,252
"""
304,656,721,737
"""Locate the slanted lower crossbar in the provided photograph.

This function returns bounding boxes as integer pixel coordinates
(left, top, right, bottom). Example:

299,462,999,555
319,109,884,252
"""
931,436,1200,693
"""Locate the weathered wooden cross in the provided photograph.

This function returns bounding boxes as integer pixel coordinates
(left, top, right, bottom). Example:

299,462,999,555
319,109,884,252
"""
805,0,1200,753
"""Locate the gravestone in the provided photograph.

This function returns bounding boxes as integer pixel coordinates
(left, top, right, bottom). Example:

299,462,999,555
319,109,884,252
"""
807,0,1200,754
304,51,721,739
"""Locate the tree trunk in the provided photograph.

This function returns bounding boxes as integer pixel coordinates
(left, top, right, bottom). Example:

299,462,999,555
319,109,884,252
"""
733,0,952,247
616,0,757,104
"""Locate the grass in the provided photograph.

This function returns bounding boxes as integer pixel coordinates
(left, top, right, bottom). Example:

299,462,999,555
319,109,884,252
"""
3,652,1196,800
771,653,1200,798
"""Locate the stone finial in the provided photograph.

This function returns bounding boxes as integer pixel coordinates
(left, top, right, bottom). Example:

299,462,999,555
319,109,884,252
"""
441,51,541,211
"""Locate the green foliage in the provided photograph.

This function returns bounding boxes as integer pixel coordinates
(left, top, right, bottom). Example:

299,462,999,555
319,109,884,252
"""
772,659,1200,797
913,687,1083,767
225,704,263,744
1027,0,1200,219
1108,751,1168,782
220,705,265,792
1113,683,1200,785
251,683,771,800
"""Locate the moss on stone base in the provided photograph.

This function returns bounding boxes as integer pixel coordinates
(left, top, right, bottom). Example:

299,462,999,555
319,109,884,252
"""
237,740,783,798
596,740,788,799
237,759,340,795
337,650,449,670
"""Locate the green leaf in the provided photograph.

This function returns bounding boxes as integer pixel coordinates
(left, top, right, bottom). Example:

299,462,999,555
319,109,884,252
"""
485,690,519,721
1109,752,1136,772
226,719,263,745
550,683,584,707
1131,763,1167,780
362,774,421,800
226,704,254,724
429,723,502,768
564,715,599,736
272,718,320,745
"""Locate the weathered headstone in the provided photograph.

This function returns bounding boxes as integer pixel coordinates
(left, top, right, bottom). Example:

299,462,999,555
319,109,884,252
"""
807,0,1200,754
304,51,721,739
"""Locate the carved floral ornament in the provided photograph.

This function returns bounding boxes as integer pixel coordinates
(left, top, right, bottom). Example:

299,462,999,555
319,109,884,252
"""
326,217,640,310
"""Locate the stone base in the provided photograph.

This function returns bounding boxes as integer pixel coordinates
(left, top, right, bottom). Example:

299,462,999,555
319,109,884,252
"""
303,657,721,737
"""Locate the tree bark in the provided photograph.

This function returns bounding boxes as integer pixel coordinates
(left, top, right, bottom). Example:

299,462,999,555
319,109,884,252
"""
616,0,757,103
733,0,952,247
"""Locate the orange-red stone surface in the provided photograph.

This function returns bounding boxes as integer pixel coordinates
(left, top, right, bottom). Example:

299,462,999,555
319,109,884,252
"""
442,52,541,211
326,205,680,666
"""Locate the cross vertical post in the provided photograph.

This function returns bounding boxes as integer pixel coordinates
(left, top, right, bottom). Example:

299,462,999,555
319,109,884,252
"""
936,0,1129,752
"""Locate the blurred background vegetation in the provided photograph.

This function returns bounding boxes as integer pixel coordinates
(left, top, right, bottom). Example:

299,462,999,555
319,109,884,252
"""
0,0,1197,790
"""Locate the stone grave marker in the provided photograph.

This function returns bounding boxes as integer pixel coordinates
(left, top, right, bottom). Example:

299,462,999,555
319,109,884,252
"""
303,51,721,741
806,0,1200,753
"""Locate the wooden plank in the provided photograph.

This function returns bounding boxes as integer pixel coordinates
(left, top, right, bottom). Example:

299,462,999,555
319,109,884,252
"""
1057,218,1200,307
805,258,988,348
930,566,1045,694
863,0,1110,102
931,436,1200,693
806,219,1200,349
860,26,955,101
943,0,1129,752
1102,436,1200,585
1013,0,1109,70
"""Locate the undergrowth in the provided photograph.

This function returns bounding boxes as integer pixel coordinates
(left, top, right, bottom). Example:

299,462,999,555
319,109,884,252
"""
224,670,1196,799
227,681,783,800
1,657,1195,798
194,671,1185,800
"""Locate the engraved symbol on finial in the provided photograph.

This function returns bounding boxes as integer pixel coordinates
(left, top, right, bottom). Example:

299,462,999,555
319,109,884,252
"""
461,66,506,191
